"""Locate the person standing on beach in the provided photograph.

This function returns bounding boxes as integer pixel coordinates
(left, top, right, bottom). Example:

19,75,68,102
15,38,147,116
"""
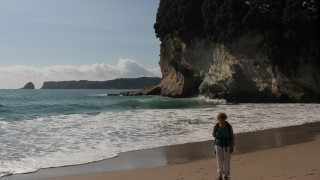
212,112,235,180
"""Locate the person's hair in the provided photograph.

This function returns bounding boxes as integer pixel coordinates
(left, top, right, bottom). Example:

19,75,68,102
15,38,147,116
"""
216,112,227,120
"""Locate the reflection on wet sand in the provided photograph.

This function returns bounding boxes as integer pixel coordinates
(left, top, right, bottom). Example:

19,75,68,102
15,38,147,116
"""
164,122,320,165
164,141,215,165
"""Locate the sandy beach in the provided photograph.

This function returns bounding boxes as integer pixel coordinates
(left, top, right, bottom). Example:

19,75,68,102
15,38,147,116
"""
51,122,320,180
2,122,320,180
53,137,320,180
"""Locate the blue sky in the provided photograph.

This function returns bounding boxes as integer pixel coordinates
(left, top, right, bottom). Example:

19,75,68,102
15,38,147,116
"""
0,0,161,88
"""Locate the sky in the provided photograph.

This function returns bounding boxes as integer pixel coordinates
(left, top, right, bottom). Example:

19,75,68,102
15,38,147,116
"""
0,0,161,89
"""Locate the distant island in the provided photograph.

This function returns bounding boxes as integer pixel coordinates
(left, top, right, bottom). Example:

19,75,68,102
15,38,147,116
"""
40,77,161,89
21,82,35,89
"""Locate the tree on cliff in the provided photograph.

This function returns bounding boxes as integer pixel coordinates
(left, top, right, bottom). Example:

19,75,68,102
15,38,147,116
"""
243,0,319,73
154,0,205,40
202,0,248,43
154,0,319,75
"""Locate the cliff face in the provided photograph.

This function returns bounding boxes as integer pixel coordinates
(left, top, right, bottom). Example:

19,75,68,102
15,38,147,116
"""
152,35,319,102
149,0,319,102
155,37,205,97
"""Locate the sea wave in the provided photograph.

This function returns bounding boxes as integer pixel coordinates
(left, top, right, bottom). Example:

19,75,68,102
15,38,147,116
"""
0,105,10,113
1,103,320,177
116,96,226,109
0,103,106,122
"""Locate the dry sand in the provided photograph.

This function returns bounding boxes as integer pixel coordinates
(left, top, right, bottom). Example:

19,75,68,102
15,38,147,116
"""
52,123,320,180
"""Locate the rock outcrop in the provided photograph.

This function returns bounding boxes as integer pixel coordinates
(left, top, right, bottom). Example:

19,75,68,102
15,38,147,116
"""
41,77,161,89
140,37,205,97
21,82,35,89
143,35,319,102
144,0,319,103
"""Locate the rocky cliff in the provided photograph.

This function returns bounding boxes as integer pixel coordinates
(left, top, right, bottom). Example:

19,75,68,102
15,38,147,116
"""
144,0,319,102
147,35,320,103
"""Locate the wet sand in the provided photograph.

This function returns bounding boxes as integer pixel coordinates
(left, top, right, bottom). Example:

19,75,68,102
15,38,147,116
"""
2,122,320,180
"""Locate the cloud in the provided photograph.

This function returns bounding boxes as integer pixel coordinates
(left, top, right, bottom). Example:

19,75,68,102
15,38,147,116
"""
0,59,161,89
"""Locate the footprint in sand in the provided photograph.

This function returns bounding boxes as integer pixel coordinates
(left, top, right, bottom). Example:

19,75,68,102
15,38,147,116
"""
288,176,296,179
305,173,316,176
273,175,285,178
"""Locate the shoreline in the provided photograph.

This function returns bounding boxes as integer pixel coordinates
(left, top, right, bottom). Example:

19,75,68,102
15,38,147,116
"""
2,122,320,180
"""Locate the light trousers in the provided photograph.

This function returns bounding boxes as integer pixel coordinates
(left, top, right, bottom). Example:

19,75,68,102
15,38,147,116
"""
215,145,231,176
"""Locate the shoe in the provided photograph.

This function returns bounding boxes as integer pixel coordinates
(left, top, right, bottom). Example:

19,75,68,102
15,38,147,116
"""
217,175,223,180
224,175,229,180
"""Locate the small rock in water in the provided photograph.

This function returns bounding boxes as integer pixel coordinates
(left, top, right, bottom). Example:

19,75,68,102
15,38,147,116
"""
107,92,143,96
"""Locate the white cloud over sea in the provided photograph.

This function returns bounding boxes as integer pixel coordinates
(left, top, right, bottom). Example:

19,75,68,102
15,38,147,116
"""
0,59,161,89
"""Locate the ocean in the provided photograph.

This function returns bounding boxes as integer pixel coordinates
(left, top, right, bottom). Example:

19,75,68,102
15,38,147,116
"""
0,89,319,177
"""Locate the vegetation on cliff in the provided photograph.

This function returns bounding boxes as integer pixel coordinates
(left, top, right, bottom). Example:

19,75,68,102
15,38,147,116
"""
154,0,206,40
154,0,319,75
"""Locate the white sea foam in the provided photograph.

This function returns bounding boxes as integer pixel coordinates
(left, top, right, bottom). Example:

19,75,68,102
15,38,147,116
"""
0,103,320,177
91,94,109,96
